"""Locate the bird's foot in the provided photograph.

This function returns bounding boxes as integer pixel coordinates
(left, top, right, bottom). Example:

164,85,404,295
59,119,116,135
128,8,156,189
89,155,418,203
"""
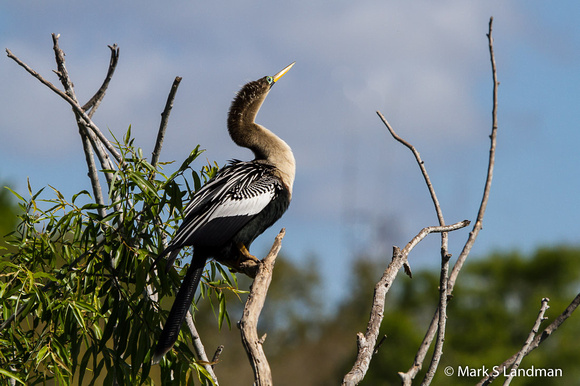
224,243,260,279
236,242,260,263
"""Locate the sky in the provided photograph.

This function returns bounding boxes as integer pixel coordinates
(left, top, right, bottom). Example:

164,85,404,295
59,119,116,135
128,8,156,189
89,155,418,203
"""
1,1,579,305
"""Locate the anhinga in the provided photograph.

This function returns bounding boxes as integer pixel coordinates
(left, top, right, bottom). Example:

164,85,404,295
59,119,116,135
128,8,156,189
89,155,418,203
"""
153,62,296,363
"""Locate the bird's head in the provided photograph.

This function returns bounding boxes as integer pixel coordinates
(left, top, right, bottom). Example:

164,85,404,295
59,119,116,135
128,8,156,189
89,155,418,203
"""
229,62,295,125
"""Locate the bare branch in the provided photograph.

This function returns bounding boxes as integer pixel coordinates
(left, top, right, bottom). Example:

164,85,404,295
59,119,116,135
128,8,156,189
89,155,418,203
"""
342,220,470,385
448,16,499,291
211,345,224,368
478,293,580,385
185,312,220,385
46,34,109,210
399,17,500,383
6,43,123,164
83,44,120,117
377,111,446,227
501,298,550,385
79,132,107,217
376,111,455,385
151,76,182,169
239,229,286,386
421,254,451,385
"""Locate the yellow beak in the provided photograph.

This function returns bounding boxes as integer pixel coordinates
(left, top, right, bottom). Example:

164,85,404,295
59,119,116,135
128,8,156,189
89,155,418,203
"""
272,62,295,83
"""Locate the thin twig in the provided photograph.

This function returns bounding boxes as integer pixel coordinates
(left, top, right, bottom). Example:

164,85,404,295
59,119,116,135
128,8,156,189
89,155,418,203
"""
185,312,219,385
47,34,109,214
377,111,446,226
399,17,500,383
79,132,107,217
152,76,182,169
478,293,580,385
502,298,550,385
376,111,453,384
6,45,123,164
448,16,499,291
239,229,286,386
211,345,224,368
83,44,120,117
342,220,470,386
421,253,451,385
49,34,122,216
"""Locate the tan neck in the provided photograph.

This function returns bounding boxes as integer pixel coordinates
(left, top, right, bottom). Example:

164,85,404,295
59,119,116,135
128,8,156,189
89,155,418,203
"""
227,85,296,193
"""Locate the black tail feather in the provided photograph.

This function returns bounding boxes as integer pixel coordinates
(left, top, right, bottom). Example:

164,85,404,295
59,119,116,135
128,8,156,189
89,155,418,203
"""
152,256,207,364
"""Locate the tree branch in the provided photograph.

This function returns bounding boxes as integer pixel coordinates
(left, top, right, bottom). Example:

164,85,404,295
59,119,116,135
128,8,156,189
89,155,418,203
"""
342,220,470,385
6,42,123,164
448,16,499,292
478,293,580,385
238,229,286,386
83,44,120,117
502,298,550,385
376,111,454,385
151,76,182,169
185,312,219,385
398,17,500,383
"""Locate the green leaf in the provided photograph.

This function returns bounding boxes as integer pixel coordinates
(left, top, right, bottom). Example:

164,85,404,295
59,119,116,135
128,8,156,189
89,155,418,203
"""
4,186,26,203
0,369,26,385
124,125,132,145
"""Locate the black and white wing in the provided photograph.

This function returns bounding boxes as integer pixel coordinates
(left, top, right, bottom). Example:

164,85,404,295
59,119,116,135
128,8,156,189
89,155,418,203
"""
166,160,283,251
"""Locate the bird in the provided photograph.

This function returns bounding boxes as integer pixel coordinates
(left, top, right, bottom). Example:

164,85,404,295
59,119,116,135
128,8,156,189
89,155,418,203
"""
152,62,296,364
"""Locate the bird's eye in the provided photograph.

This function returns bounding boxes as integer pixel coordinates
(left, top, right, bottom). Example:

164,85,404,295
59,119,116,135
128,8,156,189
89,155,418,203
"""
266,76,273,84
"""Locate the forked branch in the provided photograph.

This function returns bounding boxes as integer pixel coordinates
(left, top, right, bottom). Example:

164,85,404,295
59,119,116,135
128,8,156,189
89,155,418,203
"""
397,17,500,384
478,293,580,385
342,220,470,386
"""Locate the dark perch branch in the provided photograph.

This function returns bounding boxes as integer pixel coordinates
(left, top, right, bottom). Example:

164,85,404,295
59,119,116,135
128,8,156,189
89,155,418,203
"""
151,76,182,169
478,293,580,385
342,220,470,386
239,229,286,386
399,17,500,384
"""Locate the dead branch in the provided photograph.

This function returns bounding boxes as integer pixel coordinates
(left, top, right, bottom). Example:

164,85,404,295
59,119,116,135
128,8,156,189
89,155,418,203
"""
6,42,123,164
342,220,470,385
376,111,453,385
152,76,182,169
502,298,550,385
448,16,499,291
83,44,120,117
48,34,111,216
399,17,500,383
185,312,219,385
239,229,286,386
478,293,580,385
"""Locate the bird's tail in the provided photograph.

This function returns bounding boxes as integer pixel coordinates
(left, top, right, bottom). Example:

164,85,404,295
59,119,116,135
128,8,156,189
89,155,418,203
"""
152,256,207,364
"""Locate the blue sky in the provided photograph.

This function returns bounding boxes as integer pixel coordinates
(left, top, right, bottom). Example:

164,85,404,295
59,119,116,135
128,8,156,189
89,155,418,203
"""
1,1,579,304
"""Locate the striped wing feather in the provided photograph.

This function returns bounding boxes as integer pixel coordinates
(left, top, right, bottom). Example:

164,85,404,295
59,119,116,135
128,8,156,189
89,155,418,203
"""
168,160,280,249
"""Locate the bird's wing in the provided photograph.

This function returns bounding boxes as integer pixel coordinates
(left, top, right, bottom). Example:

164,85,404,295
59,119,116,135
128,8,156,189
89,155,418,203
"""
167,161,281,249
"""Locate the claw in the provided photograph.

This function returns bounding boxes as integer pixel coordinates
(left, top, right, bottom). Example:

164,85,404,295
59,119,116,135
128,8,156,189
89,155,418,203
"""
236,242,259,263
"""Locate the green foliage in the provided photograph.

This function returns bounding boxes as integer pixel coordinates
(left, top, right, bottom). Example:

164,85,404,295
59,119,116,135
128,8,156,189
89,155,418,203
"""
0,131,236,385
